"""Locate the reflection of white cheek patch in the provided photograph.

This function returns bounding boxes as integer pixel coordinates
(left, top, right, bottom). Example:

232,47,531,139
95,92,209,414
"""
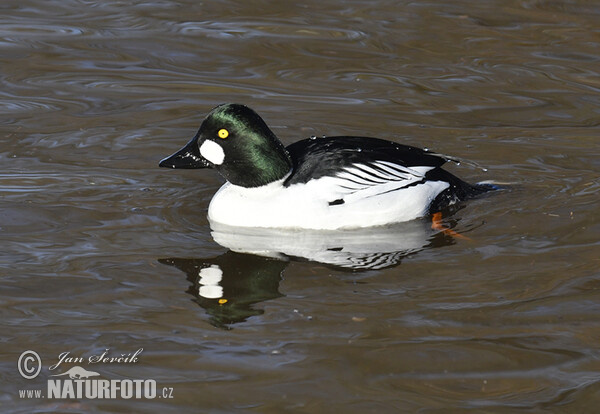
198,265,223,299
199,140,225,165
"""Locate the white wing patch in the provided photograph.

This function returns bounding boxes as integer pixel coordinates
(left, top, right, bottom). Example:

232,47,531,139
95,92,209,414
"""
331,161,434,198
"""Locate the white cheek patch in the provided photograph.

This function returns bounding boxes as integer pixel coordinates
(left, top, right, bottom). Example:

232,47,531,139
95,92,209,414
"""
198,265,223,299
199,140,225,165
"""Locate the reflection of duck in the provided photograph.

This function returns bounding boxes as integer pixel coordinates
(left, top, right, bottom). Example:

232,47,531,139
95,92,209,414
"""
210,218,456,270
159,104,495,230
159,252,286,329
161,219,459,328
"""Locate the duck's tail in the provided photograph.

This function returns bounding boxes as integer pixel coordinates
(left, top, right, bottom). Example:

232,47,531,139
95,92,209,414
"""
428,174,503,214
469,180,505,195
427,177,505,238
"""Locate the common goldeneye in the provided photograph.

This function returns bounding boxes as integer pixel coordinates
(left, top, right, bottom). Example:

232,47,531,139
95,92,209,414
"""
159,103,493,230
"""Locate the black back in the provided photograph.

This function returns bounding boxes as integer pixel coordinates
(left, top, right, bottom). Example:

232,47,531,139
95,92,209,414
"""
284,136,447,186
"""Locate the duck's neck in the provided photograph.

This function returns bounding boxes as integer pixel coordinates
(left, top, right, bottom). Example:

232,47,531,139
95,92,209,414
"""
218,148,293,188
228,170,292,193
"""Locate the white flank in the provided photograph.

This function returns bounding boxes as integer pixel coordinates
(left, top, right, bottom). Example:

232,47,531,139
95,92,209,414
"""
207,161,450,230
199,140,225,165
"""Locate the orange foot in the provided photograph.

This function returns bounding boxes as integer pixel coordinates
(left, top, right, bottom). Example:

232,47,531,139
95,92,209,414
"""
431,212,471,241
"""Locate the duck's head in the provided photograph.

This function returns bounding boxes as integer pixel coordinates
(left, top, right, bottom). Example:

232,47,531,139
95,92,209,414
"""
159,104,292,188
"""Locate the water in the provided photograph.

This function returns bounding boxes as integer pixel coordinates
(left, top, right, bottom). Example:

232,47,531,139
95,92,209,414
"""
1,0,599,412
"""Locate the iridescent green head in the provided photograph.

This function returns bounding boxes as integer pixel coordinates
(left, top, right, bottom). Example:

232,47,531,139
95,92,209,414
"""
159,104,292,187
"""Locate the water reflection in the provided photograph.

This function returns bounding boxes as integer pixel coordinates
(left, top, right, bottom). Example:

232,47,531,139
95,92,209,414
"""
159,252,286,330
209,219,455,270
160,220,457,329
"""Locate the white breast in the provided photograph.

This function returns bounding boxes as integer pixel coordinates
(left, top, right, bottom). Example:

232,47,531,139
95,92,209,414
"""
206,161,450,230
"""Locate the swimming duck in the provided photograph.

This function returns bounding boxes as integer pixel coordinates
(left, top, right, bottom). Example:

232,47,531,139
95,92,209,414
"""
159,103,492,230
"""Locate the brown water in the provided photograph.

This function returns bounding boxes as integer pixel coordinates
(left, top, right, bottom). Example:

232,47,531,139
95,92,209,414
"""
2,0,599,412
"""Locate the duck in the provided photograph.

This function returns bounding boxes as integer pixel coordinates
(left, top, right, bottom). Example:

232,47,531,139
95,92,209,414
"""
159,103,494,230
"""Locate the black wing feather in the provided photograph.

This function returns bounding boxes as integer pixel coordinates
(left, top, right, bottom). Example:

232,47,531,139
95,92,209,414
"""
284,136,446,186
283,136,491,211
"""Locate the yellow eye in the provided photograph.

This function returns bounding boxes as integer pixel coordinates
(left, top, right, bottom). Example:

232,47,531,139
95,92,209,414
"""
218,129,229,139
